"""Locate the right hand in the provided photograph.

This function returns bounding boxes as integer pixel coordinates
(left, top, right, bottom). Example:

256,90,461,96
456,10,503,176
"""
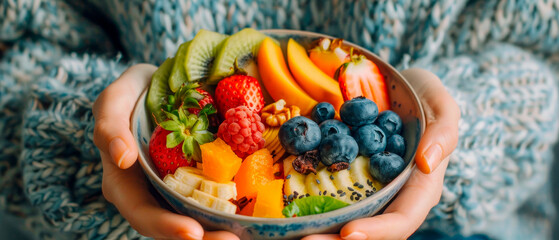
93,64,239,240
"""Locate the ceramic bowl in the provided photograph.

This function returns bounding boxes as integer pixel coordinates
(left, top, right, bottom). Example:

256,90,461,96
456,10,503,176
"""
132,29,425,239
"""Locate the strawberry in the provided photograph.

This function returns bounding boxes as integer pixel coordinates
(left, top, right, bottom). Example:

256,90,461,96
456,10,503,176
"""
187,88,215,115
335,55,391,112
215,74,265,118
149,107,215,178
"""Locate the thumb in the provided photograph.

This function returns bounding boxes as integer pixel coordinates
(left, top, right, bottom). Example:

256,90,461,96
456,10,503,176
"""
93,64,156,169
401,68,460,174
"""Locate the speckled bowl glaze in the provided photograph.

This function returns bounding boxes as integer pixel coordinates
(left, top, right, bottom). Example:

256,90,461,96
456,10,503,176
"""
132,29,425,239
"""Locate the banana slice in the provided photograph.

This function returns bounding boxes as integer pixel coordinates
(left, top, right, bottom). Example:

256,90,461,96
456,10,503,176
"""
282,156,385,204
330,169,354,200
192,189,215,207
163,174,196,197
349,156,383,199
174,167,205,189
305,172,321,196
284,169,307,197
315,168,346,202
192,189,237,214
165,166,240,214
199,180,237,200
210,197,237,214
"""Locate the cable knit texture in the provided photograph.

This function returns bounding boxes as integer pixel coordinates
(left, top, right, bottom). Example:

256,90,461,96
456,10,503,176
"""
1,0,558,239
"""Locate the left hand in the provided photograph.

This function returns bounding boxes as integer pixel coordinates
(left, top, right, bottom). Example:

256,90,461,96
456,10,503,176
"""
303,68,460,240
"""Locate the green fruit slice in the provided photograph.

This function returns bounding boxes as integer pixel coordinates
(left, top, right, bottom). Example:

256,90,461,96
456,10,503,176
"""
147,57,175,124
169,41,191,92
184,29,228,83
206,28,267,85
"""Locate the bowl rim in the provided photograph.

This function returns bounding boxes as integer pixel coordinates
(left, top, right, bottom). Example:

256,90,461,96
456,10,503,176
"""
132,29,426,223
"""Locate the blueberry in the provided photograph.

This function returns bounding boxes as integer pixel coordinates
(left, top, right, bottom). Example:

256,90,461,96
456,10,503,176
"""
386,134,405,157
319,119,350,139
311,102,335,124
351,124,386,157
279,116,321,155
340,97,378,127
369,151,406,184
318,133,358,166
374,110,402,136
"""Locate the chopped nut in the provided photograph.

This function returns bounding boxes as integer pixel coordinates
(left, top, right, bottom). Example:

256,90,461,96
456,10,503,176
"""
261,99,301,127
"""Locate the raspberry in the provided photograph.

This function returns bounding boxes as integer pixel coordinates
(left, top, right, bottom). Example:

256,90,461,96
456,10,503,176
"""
217,106,266,158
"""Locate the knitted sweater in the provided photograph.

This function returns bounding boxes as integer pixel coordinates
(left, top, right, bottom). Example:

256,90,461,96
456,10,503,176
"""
1,0,558,239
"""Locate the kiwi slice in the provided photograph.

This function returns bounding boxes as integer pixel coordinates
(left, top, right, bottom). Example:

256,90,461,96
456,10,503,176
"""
147,57,175,124
169,41,191,92
184,29,228,83
206,28,268,85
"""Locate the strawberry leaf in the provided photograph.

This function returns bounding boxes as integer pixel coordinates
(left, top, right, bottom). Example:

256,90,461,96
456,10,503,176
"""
184,114,199,129
193,130,215,145
192,141,202,162
178,107,188,123
164,111,179,122
166,131,184,148
182,136,195,157
182,97,201,109
187,90,205,101
199,104,217,116
192,114,209,132
160,120,181,132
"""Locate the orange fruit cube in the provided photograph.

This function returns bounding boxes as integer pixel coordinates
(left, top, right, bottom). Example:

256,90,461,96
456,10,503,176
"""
201,138,242,183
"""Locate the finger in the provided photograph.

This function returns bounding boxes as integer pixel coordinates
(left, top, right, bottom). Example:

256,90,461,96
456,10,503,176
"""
302,234,342,240
401,68,460,173
93,64,157,169
340,158,449,240
203,231,240,240
101,151,204,240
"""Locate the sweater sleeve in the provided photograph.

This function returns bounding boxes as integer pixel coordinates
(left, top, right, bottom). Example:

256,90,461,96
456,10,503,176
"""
413,42,559,238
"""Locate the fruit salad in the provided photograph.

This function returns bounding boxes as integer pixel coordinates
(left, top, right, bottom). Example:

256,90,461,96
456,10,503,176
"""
145,28,407,218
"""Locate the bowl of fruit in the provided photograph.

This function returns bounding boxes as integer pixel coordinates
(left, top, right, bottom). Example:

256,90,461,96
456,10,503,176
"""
131,28,425,239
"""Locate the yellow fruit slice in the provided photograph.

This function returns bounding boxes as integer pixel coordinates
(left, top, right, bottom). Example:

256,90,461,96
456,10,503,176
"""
287,39,344,112
258,37,318,116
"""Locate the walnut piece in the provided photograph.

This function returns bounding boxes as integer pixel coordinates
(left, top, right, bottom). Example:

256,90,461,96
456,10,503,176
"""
261,99,301,127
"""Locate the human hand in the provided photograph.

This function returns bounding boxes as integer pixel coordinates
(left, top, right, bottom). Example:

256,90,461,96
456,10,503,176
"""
303,68,460,240
93,64,239,240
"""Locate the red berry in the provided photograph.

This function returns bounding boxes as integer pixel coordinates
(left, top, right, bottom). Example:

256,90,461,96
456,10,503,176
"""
215,75,265,118
217,106,266,158
149,126,195,177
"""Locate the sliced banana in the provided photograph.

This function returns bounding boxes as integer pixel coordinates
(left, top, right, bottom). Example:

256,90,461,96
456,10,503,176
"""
200,180,237,200
284,169,307,197
330,169,354,203
174,167,205,189
163,174,196,197
163,166,239,214
349,156,383,199
315,168,347,202
191,190,237,214
305,172,321,196
282,155,385,204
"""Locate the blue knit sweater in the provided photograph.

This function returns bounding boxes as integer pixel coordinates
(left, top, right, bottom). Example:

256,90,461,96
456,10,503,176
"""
1,0,558,239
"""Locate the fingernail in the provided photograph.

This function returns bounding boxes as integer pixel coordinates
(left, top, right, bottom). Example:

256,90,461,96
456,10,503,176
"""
109,138,129,168
424,144,442,172
342,232,367,240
